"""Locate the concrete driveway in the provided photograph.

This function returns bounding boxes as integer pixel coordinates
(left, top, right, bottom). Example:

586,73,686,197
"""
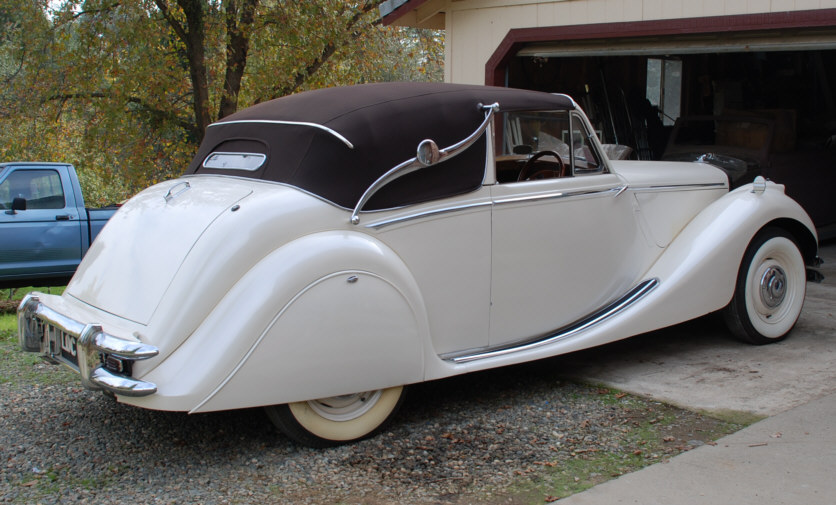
559,240,836,417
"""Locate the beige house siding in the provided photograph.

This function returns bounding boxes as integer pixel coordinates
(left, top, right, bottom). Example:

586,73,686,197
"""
442,0,836,83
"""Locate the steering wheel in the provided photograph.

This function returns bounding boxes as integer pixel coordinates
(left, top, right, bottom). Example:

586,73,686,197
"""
517,150,566,181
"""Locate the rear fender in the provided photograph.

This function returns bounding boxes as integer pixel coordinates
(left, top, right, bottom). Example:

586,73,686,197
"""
123,231,429,413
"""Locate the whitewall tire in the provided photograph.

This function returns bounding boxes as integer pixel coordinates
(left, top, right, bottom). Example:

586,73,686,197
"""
265,386,405,447
723,228,806,344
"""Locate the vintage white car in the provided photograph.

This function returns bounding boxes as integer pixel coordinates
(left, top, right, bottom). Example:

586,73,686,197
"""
19,83,821,446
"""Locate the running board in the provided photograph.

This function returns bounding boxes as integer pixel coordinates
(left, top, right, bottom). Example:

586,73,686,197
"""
442,278,660,364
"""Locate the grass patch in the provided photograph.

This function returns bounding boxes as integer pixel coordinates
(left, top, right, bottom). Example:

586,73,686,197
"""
696,408,766,426
0,336,75,387
0,308,74,387
1,286,65,315
503,388,748,504
0,312,16,335
1,286,68,385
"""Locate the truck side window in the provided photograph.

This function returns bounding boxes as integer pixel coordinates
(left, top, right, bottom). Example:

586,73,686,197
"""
0,170,66,210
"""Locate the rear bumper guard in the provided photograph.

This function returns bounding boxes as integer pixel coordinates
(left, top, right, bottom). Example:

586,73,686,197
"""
17,293,158,397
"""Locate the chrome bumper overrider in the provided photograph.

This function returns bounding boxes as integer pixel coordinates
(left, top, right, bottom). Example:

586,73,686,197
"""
17,294,158,397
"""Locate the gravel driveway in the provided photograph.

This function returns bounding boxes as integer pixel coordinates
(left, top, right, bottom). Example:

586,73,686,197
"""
1,323,741,505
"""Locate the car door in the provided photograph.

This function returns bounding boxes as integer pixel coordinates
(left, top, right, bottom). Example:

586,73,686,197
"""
489,112,647,347
0,167,83,281
371,187,493,356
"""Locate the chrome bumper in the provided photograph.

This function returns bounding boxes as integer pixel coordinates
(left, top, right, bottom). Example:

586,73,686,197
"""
18,293,159,397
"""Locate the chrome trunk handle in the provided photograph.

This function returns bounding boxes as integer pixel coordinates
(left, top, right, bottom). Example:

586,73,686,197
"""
164,181,191,202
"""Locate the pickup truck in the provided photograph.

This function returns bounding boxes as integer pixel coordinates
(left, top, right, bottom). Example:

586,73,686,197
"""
0,162,117,288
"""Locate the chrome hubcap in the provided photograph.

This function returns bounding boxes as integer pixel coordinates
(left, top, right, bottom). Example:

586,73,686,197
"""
307,390,382,422
759,266,787,309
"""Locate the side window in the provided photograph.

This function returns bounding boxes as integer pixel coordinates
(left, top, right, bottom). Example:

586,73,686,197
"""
0,169,66,210
495,110,606,182
496,110,571,183
569,113,605,174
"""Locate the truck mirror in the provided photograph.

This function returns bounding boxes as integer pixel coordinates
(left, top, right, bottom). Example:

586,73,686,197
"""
10,197,27,213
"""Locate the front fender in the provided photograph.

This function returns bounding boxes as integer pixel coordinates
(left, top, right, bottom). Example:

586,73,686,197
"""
444,180,818,375
122,231,429,413
636,180,816,332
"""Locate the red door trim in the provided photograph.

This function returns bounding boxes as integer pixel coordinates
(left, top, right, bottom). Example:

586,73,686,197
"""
486,8,836,85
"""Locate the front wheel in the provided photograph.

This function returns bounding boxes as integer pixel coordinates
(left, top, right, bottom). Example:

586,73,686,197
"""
723,228,806,344
264,386,405,447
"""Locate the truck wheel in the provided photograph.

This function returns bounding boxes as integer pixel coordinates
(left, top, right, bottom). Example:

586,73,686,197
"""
723,228,806,344
264,386,405,447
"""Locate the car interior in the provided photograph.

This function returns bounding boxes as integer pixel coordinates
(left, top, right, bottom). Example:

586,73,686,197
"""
495,110,606,183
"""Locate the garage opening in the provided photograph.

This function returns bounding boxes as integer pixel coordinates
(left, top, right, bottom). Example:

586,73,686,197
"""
508,34,836,235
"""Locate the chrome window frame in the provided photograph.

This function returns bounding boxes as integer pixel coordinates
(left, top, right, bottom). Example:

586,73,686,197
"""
569,111,607,175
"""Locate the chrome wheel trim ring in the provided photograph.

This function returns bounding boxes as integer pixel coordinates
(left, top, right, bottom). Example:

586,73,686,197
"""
744,236,805,338
306,390,383,422
749,258,795,323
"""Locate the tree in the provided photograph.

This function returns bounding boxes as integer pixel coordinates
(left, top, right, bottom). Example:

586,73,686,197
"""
0,0,443,203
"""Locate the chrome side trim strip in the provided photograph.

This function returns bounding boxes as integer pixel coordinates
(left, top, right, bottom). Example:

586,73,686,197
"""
366,182,723,226
364,184,626,229
630,182,727,192
442,278,659,364
365,201,492,229
208,119,354,149
493,186,623,206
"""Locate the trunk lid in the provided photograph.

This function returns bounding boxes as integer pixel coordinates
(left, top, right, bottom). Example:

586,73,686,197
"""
66,177,252,324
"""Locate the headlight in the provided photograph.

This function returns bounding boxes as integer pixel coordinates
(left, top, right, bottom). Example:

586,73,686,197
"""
695,152,749,181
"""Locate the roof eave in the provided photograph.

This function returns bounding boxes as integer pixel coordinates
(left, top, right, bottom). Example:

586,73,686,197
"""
380,0,444,29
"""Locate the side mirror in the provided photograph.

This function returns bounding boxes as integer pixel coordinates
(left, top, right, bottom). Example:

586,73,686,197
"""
6,197,26,214
416,139,441,166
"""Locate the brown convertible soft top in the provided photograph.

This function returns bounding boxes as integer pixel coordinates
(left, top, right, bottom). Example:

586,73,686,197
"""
186,82,575,209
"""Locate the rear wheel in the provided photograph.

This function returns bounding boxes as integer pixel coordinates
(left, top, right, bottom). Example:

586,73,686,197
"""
723,228,806,344
264,386,405,447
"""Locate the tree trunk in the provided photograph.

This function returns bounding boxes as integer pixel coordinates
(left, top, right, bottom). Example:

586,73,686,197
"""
219,0,259,120
178,0,211,140
154,0,210,141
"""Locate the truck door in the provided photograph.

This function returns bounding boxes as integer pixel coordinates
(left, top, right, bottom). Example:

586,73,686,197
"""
0,167,82,283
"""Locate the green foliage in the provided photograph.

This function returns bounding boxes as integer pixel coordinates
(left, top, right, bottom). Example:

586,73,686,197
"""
0,0,444,202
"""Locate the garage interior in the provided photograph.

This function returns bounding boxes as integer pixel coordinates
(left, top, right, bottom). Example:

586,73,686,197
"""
507,30,836,236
